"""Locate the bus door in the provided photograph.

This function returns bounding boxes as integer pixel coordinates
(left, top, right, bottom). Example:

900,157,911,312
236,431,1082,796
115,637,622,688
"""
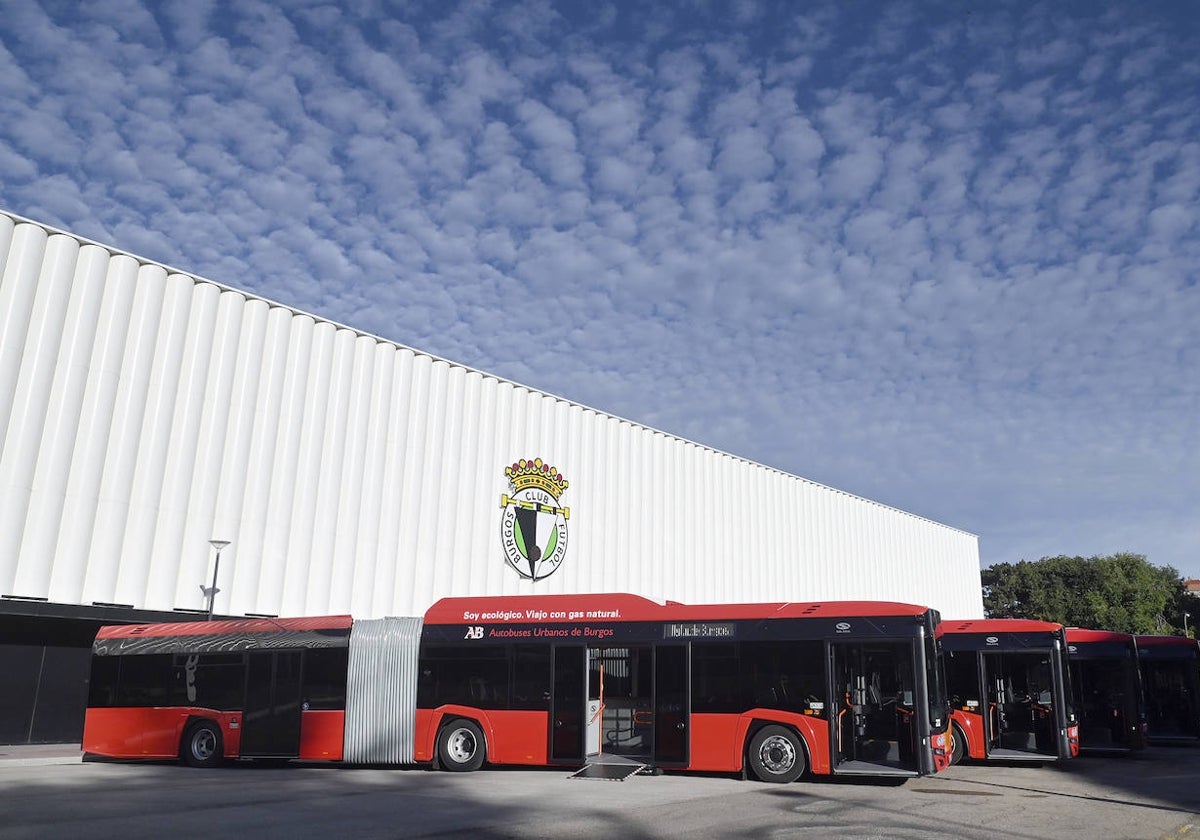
590,647,654,761
653,644,689,767
1142,659,1200,740
239,651,303,757
831,641,919,776
1070,656,1140,751
981,652,1056,758
551,646,586,763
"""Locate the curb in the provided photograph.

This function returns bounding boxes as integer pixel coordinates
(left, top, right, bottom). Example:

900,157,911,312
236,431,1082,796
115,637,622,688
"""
0,755,84,767
0,746,84,767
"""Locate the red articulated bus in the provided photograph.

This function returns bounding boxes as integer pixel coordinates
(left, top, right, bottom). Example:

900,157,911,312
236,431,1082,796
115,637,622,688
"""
938,619,1078,764
84,593,951,782
1065,628,1146,753
1135,634,1200,743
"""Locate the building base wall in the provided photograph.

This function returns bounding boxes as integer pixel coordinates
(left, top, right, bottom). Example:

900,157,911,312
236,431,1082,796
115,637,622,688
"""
0,604,222,745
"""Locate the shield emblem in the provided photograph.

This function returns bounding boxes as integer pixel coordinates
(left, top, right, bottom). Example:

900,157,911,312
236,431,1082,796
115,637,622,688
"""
500,459,570,581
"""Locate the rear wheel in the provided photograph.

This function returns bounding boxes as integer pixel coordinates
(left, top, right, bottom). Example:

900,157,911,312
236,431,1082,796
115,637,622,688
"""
182,720,224,768
748,725,806,783
437,718,485,772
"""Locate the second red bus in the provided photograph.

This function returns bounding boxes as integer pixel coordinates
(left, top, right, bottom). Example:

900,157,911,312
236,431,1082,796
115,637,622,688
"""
939,618,1078,763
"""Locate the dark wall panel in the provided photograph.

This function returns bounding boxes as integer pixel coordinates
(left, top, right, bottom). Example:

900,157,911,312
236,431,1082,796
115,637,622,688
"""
30,647,92,743
0,646,43,743
0,609,194,745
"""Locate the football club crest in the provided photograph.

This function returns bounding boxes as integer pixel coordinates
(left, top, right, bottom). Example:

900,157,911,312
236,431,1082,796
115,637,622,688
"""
500,458,570,581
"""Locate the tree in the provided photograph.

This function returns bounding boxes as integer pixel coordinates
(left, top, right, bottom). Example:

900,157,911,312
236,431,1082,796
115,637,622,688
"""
981,553,1184,634
1173,579,1199,638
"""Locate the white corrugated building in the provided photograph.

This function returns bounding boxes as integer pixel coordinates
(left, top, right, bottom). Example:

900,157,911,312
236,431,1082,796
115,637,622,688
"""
0,208,982,743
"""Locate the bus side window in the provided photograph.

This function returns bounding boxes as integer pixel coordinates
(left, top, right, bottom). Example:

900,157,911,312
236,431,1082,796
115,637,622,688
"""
115,655,179,707
691,643,740,713
166,653,245,710
417,644,510,709
303,648,349,710
510,645,551,709
739,640,824,714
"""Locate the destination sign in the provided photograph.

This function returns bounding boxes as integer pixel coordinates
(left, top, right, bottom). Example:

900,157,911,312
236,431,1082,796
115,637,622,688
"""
663,621,736,639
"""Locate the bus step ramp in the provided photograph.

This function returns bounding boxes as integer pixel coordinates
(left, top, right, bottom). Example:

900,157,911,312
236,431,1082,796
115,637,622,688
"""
568,761,647,781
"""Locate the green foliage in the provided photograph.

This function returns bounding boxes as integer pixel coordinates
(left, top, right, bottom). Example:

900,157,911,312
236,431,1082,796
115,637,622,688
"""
982,553,1186,634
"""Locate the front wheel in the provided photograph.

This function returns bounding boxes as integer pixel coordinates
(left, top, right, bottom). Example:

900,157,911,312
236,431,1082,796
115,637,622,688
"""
950,723,967,766
437,718,486,772
748,725,806,783
182,720,224,768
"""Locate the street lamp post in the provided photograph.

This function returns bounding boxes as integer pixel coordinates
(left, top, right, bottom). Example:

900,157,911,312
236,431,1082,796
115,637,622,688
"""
204,539,231,620
1185,611,1191,639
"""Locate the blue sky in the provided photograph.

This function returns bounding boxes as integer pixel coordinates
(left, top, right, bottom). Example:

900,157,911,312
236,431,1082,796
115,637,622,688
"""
1,0,1197,579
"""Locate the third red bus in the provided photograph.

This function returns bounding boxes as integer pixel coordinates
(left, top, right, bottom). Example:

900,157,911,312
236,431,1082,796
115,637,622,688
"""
1065,627,1146,752
1135,634,1200,743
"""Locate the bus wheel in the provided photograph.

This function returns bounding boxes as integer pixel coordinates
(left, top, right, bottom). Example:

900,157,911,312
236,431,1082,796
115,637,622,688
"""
437,719,485,772
748,725,806,783
182,720,224,768
950,724,967,766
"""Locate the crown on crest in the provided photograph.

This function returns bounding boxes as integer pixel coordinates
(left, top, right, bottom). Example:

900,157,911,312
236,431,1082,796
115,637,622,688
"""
505,458,569,499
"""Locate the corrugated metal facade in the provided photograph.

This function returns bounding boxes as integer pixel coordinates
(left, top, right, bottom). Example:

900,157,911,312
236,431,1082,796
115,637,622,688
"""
0,210,983,620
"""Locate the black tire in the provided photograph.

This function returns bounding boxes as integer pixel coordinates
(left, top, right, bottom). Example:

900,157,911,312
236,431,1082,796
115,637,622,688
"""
747,725,806,783
950,723,967,766
437,718,486,772
182,720,224,768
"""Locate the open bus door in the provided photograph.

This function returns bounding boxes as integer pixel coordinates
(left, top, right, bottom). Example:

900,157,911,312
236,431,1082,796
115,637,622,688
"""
831,641,919,777
980,652,1058,758
575,645,689,774
589,647,652,763
570,645,689,779
551,646,586,763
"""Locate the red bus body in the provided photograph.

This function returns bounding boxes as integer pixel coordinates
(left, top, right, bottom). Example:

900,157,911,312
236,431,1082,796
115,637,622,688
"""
84,594,949,782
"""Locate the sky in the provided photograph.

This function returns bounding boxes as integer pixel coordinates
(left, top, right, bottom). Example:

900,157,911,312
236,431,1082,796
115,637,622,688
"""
0,0,1197,579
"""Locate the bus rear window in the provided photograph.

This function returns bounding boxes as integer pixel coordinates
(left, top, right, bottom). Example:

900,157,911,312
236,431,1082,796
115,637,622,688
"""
87,656,120,708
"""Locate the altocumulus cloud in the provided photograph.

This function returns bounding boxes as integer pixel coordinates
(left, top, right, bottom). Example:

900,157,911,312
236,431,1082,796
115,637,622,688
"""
0,0,1197,576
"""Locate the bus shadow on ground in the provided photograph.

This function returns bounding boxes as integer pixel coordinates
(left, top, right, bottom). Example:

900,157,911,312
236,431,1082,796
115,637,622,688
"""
930,750,1200,815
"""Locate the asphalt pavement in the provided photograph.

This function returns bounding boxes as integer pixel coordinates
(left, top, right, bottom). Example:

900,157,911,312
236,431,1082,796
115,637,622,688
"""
0,743,82,767
3,746,1199,840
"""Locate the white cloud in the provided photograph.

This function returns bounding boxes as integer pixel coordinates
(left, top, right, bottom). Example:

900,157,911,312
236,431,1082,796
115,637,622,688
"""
825,137,885,202
1,0,1198,580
